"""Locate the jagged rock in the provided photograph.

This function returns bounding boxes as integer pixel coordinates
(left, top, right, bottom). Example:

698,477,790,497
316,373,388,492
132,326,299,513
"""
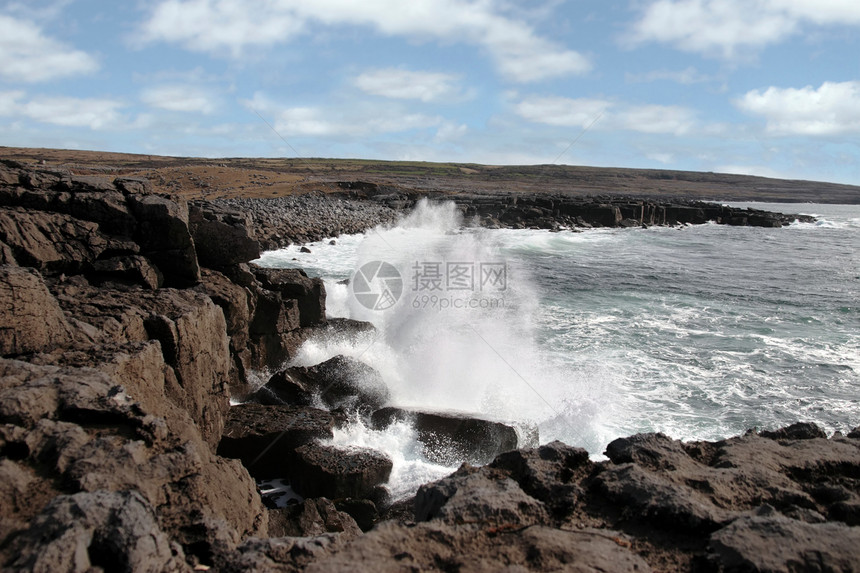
89,255,163,289
218,404,335,478
759,421,828,440
290,443,392,500
3,490,188,573
127,193,199,286
0,266,72,356
268,497,362,538
334,498,379,532
0,208,109,272
707,511,860,572
415,463,549,526
189,203,261,268
252,266,325,327
257,355,389,413
371,407,521,465
490,441,591,515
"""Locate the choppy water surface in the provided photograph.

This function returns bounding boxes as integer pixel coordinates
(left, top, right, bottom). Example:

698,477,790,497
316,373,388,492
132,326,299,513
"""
255,201,860,497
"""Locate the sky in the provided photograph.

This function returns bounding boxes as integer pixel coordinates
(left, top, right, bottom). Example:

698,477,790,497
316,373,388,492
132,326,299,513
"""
1,1,860,185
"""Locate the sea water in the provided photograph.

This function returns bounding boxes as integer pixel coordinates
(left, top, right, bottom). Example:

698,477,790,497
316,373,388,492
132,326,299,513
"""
255,200,860,499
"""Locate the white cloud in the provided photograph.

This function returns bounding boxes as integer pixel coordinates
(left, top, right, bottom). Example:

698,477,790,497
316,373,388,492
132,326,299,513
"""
515,96,610,128
515,95,697,135
140,0,590,82
141,85,219,114
0,14,99,82
435,122,468,141
0,92,125,130
243,92,443,137
736,81,860,135
355,69,467,103
629,0,860,59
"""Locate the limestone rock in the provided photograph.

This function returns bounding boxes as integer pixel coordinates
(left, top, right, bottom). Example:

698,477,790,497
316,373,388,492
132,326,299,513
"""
291,442,392,500
218,404,335,478
372,407,523,466
189,203,261,268
0,266,72,356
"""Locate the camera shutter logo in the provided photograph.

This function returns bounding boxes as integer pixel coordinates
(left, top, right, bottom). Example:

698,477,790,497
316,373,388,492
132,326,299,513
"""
352,261,403,310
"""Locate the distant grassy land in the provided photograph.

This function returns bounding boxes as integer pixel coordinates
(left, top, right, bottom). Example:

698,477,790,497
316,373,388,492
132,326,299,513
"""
2,146,858,204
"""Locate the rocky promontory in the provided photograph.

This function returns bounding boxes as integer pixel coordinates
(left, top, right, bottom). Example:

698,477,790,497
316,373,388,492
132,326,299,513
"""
1,160,857,572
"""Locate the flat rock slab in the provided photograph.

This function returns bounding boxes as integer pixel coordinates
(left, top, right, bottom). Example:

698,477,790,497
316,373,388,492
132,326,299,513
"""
218,404,334,479
371,407,523,465
290,442,392,500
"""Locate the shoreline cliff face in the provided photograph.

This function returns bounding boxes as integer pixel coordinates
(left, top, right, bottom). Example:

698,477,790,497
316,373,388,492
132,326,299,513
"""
1,162,857,572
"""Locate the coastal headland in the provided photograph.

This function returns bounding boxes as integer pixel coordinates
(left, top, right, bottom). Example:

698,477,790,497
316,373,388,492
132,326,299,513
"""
1,148,858,572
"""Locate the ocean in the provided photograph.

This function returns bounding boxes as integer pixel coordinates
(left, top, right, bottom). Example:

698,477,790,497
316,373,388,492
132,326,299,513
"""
255,200,860,499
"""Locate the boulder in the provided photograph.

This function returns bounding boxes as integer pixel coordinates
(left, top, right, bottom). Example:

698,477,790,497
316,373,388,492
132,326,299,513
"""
759,421,828,441
218,404,335,478
252,266,325,326
290,442,392,500
415,463,549,526
256,355,389,413
371,407,520,465
189,203,261,268
0,266,72,356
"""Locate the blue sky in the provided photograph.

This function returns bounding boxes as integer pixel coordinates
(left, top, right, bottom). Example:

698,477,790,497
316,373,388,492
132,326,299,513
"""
2,0,860,185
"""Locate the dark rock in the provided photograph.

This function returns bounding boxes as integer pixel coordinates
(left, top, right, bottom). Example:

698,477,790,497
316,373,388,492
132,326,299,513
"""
759,421,828,440
300,246,312,253
708,513,860,572
268,497,361,538
127,193,199,286
371,407,520,465
252,266,326,327
267,355,389,413
89,255,163,289
0,266,72,356
189,203,261,268
290,442,392,499
491,441,591,515
218,404,335,478
224,534,351,573
334,498,379,532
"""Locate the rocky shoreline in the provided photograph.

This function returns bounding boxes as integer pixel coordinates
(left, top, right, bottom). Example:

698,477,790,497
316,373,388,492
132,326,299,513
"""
1,161,857,572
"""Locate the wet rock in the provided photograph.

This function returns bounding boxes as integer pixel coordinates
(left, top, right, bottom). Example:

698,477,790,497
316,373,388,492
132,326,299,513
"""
0,266,72,356
708,512,860,572
261,355,390,413
189,203,261,268
290,442,392,500
371,407,520,465
218,404,335,478
268,497,361,538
